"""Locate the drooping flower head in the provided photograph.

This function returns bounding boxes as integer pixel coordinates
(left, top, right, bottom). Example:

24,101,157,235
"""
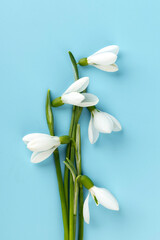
78,175,119,224
23,133,71,163
78,45,119,72
88,107,122,144
52,77,99,107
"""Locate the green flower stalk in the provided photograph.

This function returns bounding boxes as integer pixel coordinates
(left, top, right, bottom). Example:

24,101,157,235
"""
75,124,83,240
46,90,69,240
64,51,85,240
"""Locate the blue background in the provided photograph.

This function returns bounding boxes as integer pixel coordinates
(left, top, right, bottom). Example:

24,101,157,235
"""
0,0,159,239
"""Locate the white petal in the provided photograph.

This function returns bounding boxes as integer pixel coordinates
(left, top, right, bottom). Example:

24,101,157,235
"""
91,186,119,211
83,193,90,224
23,133,50,144
93,64,118,72
27,136,60,151
93,110,113,133
88,52,117,66
61,92,85,105
31,147,56,163
63,77,89,94
105,113,122,131
88,114,99,144
93,45,119,55
77,93,99,107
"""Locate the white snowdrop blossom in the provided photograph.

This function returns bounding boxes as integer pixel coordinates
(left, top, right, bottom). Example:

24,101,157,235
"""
52,77,99,107
88,108,122,144
23,133,61,163
83,186,119,224
79,45,119,72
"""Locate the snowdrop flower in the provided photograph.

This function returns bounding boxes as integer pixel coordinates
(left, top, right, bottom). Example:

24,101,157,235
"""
23,133,70,163
78,175,119,224
83,185,119,224
52,77,99,107
88,107,122,144
78,45,119,72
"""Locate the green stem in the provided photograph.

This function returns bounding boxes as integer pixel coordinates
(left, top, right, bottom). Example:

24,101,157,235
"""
69,122,77,240
63,52,79,240
64,51,79,214
66,51,84,240
78,185,83,240
46,90,68,240
76,124,84,240
73,178,79,239
69,114,82,240
74,124,83,240
54,149,69,240
64,109,75,211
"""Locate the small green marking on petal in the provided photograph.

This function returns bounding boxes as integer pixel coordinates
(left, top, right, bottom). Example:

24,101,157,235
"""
87,106,96,113
93,195,99,206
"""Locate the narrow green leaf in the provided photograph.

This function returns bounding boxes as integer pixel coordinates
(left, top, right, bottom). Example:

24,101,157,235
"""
46,89,54,136
66,157,77,175
68,51,79,81
63,160,76,181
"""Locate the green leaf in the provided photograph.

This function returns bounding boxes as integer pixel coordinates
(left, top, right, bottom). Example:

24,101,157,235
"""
66,157,77,175
68,51,79,81
64,158,77,181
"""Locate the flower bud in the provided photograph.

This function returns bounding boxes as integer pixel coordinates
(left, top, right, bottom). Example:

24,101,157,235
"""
78,58,88,66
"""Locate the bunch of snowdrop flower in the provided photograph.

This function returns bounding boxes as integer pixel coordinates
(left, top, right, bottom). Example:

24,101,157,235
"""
23,46,122,240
